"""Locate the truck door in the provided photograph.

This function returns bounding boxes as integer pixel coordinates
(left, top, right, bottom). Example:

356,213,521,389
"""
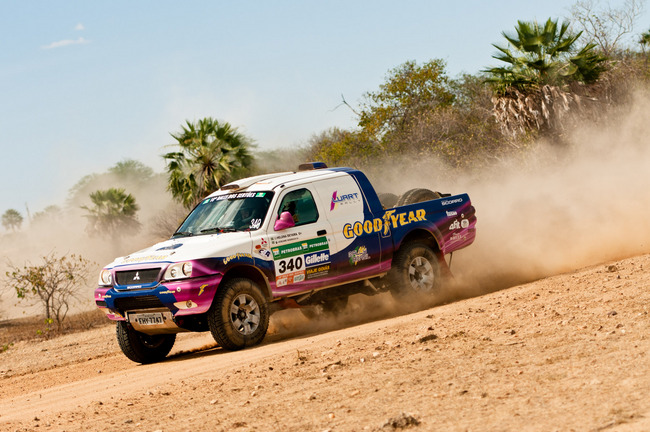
310,176,382,284
265,186,334,297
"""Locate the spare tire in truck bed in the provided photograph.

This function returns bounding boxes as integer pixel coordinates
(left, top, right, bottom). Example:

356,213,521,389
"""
395,188,441,206
377,192,398,209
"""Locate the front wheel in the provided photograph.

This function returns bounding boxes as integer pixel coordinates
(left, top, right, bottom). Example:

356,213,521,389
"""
208,278,269,351
389,242,441,299
116,321,176,364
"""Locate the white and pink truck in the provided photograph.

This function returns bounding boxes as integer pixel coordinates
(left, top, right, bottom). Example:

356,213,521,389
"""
95,163,477,363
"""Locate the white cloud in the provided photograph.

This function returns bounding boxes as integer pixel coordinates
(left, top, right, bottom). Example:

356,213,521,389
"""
75,23,85,31
41,37,90,50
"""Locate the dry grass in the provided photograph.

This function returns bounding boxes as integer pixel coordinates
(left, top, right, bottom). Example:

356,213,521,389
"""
0,309,110,349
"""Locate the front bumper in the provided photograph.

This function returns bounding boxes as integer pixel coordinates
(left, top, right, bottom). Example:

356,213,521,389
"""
95,274,223,321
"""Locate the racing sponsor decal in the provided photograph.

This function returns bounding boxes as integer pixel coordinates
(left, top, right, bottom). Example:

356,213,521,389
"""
121,254,171,264
272,237,329,259
222,253,253,265
348,245,370,265
204,192,267,204
446,210,457,217
330,191,361,210
305,250,330,266
254,238,272,258
449,216,470,231
306,263,330,279
450,232,468,242
441,198,463,206
276,271,305,287
270,232,301,245
343,209,426,239
272,237,329,285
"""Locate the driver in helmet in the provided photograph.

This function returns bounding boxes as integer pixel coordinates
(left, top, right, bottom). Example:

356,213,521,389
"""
234,200,262,230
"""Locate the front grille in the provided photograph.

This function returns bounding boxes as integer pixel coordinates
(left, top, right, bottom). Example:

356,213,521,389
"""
96,300,107,308
115,268,161,286
114,295,165,312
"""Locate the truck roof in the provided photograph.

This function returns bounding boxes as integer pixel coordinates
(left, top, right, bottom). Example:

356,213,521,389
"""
207,167,353,198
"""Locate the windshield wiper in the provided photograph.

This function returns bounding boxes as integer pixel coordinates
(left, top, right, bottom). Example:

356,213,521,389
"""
172,231,194,238
200,226,237,234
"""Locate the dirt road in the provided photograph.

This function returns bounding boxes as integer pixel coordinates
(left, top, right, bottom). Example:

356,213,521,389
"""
1,253,650,432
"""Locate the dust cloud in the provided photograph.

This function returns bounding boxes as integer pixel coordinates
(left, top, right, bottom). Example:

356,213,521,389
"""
373,89,650,302
275,89,650,337
0,173,180,319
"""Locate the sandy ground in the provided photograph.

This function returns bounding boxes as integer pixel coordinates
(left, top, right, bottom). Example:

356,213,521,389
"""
1,253,650,432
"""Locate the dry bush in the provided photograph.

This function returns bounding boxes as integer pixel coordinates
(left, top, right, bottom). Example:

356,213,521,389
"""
0,309,110,347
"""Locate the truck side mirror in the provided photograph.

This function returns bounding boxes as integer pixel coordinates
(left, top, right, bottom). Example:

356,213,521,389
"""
274,211,295,231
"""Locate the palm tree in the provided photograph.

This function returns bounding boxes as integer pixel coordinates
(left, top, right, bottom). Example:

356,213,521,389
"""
163,118,254,209
486,18,606,91
81,188,140,238
485,18,607,138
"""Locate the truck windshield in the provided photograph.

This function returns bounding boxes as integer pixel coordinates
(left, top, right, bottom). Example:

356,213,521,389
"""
173,192,274,237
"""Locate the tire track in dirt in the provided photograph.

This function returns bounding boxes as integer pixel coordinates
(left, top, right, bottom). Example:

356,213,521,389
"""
0,308,417,424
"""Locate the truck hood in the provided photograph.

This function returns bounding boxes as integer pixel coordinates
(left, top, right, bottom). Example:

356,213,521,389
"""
109,232,252,268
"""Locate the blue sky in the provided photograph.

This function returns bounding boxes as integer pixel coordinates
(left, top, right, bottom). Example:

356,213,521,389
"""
1,1,648,218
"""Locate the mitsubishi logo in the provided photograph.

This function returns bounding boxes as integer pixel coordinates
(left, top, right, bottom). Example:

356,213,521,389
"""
133,272,141,281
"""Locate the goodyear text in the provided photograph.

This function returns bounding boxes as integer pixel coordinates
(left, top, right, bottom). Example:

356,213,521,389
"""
343,209,426,239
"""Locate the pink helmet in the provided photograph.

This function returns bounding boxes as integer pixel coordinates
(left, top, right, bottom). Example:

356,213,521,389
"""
274,211,295,231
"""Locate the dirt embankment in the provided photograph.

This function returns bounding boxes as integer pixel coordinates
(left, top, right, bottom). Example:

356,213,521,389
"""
1,253,649,432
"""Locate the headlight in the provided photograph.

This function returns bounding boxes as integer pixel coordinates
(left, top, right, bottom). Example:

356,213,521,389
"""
164,262,193,280
98,269,113,286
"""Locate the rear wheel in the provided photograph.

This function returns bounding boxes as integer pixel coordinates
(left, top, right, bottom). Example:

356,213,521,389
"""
395,188,441,206
389,242,441,299
116,321,176,364
208,278,269,350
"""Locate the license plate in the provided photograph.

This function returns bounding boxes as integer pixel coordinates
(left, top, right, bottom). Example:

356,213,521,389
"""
131,313,165,325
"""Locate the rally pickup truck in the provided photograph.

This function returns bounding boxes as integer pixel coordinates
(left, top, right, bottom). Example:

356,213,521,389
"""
95,162,477,363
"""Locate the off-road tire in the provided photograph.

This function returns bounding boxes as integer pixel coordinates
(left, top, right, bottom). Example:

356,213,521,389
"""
116,321,176,364
389,242,441,299
395,188,441,206
208,278,269,351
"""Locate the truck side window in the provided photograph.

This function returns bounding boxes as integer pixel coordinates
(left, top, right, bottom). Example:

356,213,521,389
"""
278,189,319,227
